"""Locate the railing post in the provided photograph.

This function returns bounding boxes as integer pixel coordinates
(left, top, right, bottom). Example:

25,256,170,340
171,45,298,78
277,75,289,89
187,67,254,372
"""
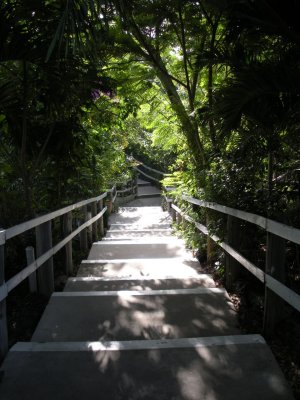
112,186,117,213
87,210,92,244
105,191,113,230
263,232,286,337
63,211,73,275
206,213,217,265
80,205,88,252
26,246,37,292
99,199,105,237
0,232,8,362
36,220,54,297
91,201,98,242
166,198,172,213
225,215,240,290
171,203,177,223
176,212,183,225
133,176,137,197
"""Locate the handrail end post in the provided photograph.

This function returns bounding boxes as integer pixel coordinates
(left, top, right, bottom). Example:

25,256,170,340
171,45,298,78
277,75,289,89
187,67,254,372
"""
263,233,286,338
0,242,8,362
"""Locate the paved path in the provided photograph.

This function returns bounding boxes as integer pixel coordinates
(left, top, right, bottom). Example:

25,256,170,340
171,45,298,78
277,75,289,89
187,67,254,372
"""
0,178,295,399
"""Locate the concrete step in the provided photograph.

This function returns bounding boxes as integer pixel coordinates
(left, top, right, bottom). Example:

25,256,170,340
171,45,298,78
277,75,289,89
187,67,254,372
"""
137,186,161,197
31,288,239,342
1,335,294,400
105,229,173,239
108,206,171,226
136,193,161,199
95,238,183,245
100,237,183,244
124,197,163,207
64,275,216,291
137,178,151,186
78,258,201,279
109,223,171,230
87,241,190,260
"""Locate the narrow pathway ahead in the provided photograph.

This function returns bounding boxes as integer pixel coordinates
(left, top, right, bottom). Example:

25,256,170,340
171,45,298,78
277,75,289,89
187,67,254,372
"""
0,179,294,399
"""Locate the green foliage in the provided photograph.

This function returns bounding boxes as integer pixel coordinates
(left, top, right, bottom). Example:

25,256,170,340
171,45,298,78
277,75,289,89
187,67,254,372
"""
0,0,130,224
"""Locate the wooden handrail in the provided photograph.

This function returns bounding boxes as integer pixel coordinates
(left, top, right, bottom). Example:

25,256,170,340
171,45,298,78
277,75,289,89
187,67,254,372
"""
5,192,107,242
182,195,300,245
0,186,115,360
132,158,165,176
170,199,300,323
0,207,107,303
134,167,161,183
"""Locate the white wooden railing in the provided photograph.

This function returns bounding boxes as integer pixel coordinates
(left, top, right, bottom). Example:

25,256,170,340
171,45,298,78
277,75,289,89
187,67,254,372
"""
133,158,165,184
0,185,123,361
134,162,300,338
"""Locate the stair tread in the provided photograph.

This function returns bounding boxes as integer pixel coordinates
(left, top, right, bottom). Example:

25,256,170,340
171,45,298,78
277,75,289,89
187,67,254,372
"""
1,336,294,400
31,290,239,342
77,257,201,279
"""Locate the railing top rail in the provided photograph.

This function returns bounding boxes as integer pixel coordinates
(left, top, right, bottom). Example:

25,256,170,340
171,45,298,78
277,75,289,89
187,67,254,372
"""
133,159,165,176
4,192,108,242
172,202,300,313
182,195,300,246
107,185,116,193
134,167,161,183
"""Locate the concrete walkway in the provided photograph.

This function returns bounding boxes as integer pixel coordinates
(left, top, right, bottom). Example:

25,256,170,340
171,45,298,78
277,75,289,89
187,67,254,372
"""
0,178,295,399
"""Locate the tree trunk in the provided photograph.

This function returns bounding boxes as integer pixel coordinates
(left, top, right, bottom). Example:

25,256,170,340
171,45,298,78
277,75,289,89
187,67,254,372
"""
154,62,206,171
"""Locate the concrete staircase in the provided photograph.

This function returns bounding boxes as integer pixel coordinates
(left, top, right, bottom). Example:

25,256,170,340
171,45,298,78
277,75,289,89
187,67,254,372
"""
0,179,294,399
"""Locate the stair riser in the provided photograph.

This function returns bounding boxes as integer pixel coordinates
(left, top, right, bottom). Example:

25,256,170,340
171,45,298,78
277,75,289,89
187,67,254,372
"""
64,275,215,291
78,258,201,279
106,231,172,238
109,224,171,230
88,243,188,260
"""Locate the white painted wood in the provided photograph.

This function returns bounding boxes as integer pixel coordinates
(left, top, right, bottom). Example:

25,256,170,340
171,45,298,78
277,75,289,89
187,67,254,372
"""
26,247,37,293
98,199,105,237
134,160,165,176
2,207,108,300
11,334,265,352
53,287,227,297
79,205,88,251
182,195,300,245
135,168,161,183
171,204,181,214
217,238,265,282
182,195,267,229
266,274,300,312
63,211,73,275
5,192,108,240
0,243,8,360
107,185,116,193
266,219,300,246
0,230,5,246
36,221,54,296
175,205,265,282
179,203,300,312
0,284,7,302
